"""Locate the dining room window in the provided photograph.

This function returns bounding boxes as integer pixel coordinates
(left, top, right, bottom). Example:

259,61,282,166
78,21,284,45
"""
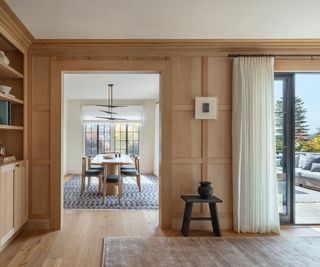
85,123,112,156
114,123,140,156
84,123,140,156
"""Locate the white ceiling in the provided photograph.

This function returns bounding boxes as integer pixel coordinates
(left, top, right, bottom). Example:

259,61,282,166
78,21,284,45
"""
6,0,320,39
63,73,159,100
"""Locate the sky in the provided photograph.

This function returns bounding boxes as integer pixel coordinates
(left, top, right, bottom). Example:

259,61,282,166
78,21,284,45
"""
275,74,320,134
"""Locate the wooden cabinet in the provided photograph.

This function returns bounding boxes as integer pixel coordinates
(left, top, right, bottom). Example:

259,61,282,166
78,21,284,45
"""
14,161,28,230
0,163,15,247
0,161,28,250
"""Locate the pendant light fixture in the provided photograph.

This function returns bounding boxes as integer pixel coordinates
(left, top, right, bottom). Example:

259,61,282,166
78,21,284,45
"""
96,84,127,121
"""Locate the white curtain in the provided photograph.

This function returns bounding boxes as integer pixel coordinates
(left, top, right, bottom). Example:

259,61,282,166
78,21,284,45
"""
232,57,280,234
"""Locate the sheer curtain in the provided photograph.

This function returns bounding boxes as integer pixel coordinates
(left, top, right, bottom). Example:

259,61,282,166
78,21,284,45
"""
232,57,280,234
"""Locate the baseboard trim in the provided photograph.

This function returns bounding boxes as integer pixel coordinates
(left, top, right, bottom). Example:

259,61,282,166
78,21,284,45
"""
0,226,25,253
24,219,50,230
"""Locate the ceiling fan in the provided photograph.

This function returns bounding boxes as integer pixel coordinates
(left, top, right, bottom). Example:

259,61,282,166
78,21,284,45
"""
96,84,127,121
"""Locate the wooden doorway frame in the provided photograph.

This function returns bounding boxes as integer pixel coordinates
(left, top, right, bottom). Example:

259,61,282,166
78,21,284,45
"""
50,59,172,230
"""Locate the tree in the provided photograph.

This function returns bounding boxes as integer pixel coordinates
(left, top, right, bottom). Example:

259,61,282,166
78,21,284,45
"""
274,96,310,152
295,97,309,140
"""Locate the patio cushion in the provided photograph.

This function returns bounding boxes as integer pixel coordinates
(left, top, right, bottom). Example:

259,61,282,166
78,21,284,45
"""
300,170,320,181
302,154,320,170
298,154,307,168
295,155,300,168
295,168,302,177
311,163,320,172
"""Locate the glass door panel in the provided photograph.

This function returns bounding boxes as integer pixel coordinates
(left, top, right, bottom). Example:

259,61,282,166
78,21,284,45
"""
274,74,295,223
294,74,320,224
275,79,287,215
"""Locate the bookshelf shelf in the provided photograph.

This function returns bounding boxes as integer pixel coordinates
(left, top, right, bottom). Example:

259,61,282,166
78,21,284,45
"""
0,61,23,79
0,92,23,104
0,124,23,130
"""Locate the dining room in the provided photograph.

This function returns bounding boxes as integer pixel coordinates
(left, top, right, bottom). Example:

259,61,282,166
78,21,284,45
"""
62,72,160,211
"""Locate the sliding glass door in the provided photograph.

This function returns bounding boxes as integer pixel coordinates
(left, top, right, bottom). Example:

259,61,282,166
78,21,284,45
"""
275,73,320,224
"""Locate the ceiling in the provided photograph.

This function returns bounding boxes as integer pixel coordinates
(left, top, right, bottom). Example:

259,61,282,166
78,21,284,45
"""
6,0,320,39
63,73,159,100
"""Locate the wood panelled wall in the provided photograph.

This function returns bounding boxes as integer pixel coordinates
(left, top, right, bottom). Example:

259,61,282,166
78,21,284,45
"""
28,45,233,230
28,56,50,228
170,56,232,229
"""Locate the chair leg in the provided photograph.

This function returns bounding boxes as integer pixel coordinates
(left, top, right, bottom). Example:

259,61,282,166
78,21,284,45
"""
81,175,85,195
87,177,91,188
103,182,107,204
118,179,123,204
99,174,103,193
137,175,141,192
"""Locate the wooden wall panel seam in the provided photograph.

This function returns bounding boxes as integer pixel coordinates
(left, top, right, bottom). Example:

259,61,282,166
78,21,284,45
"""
201,57,209,213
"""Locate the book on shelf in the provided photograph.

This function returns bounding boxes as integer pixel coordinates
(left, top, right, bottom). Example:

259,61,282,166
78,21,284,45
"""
0,155,16,164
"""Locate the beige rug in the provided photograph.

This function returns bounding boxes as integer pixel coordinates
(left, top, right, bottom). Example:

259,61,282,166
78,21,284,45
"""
102,236,320,267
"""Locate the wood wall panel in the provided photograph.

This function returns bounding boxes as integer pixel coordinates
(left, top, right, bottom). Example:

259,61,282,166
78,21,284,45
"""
29,56,51,223
172,111,201,158
172,164,202,216
28,52,233,231
206,163,233,229
207,111,232,159
32,57,50,106
207,164,233,214
31,165,50,218
31,112,50,159
207,57,232,107
172,57,202,105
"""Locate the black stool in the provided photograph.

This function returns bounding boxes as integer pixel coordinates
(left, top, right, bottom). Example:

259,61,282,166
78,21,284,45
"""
180,195,222,237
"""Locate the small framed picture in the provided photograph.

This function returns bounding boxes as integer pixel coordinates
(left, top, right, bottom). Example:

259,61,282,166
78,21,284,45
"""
195,97,218,119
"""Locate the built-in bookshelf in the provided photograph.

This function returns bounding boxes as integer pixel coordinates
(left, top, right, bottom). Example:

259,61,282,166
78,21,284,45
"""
0,33,24,160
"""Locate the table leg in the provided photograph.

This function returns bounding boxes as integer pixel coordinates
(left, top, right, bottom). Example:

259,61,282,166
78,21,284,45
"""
209,203,221,236
181,202,193,237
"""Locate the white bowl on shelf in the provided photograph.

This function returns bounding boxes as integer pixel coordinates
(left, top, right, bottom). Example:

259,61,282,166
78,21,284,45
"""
0,51,10,65
0,85,12,95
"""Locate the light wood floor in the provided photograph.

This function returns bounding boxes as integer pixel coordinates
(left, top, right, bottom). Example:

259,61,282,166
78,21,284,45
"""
0,210,320,267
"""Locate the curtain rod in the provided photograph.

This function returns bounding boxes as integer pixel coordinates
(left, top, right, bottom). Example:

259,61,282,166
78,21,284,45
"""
229,54,320,59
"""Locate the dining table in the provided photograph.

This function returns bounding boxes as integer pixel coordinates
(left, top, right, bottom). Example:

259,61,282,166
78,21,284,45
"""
91,154,134,196
91,154,134,175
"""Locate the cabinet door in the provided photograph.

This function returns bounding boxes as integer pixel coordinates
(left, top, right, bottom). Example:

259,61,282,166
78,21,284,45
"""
0,164,15,246
14,161,28,230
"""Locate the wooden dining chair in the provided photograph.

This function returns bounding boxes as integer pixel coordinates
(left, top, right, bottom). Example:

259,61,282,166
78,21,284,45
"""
103,164,122,204
88,155,104,173
121,156,141,192
81,157,103,195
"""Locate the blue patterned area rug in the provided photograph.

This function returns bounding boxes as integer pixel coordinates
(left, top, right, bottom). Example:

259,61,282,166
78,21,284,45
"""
64,175,159,210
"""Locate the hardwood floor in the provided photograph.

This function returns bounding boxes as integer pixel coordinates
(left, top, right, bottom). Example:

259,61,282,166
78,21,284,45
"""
0,210,319,267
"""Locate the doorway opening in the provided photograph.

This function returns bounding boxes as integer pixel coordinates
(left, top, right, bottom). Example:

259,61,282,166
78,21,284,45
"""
275,73,320,224
62,72,160,212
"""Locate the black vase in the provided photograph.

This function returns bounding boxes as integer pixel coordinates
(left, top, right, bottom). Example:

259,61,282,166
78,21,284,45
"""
198,181,213,199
